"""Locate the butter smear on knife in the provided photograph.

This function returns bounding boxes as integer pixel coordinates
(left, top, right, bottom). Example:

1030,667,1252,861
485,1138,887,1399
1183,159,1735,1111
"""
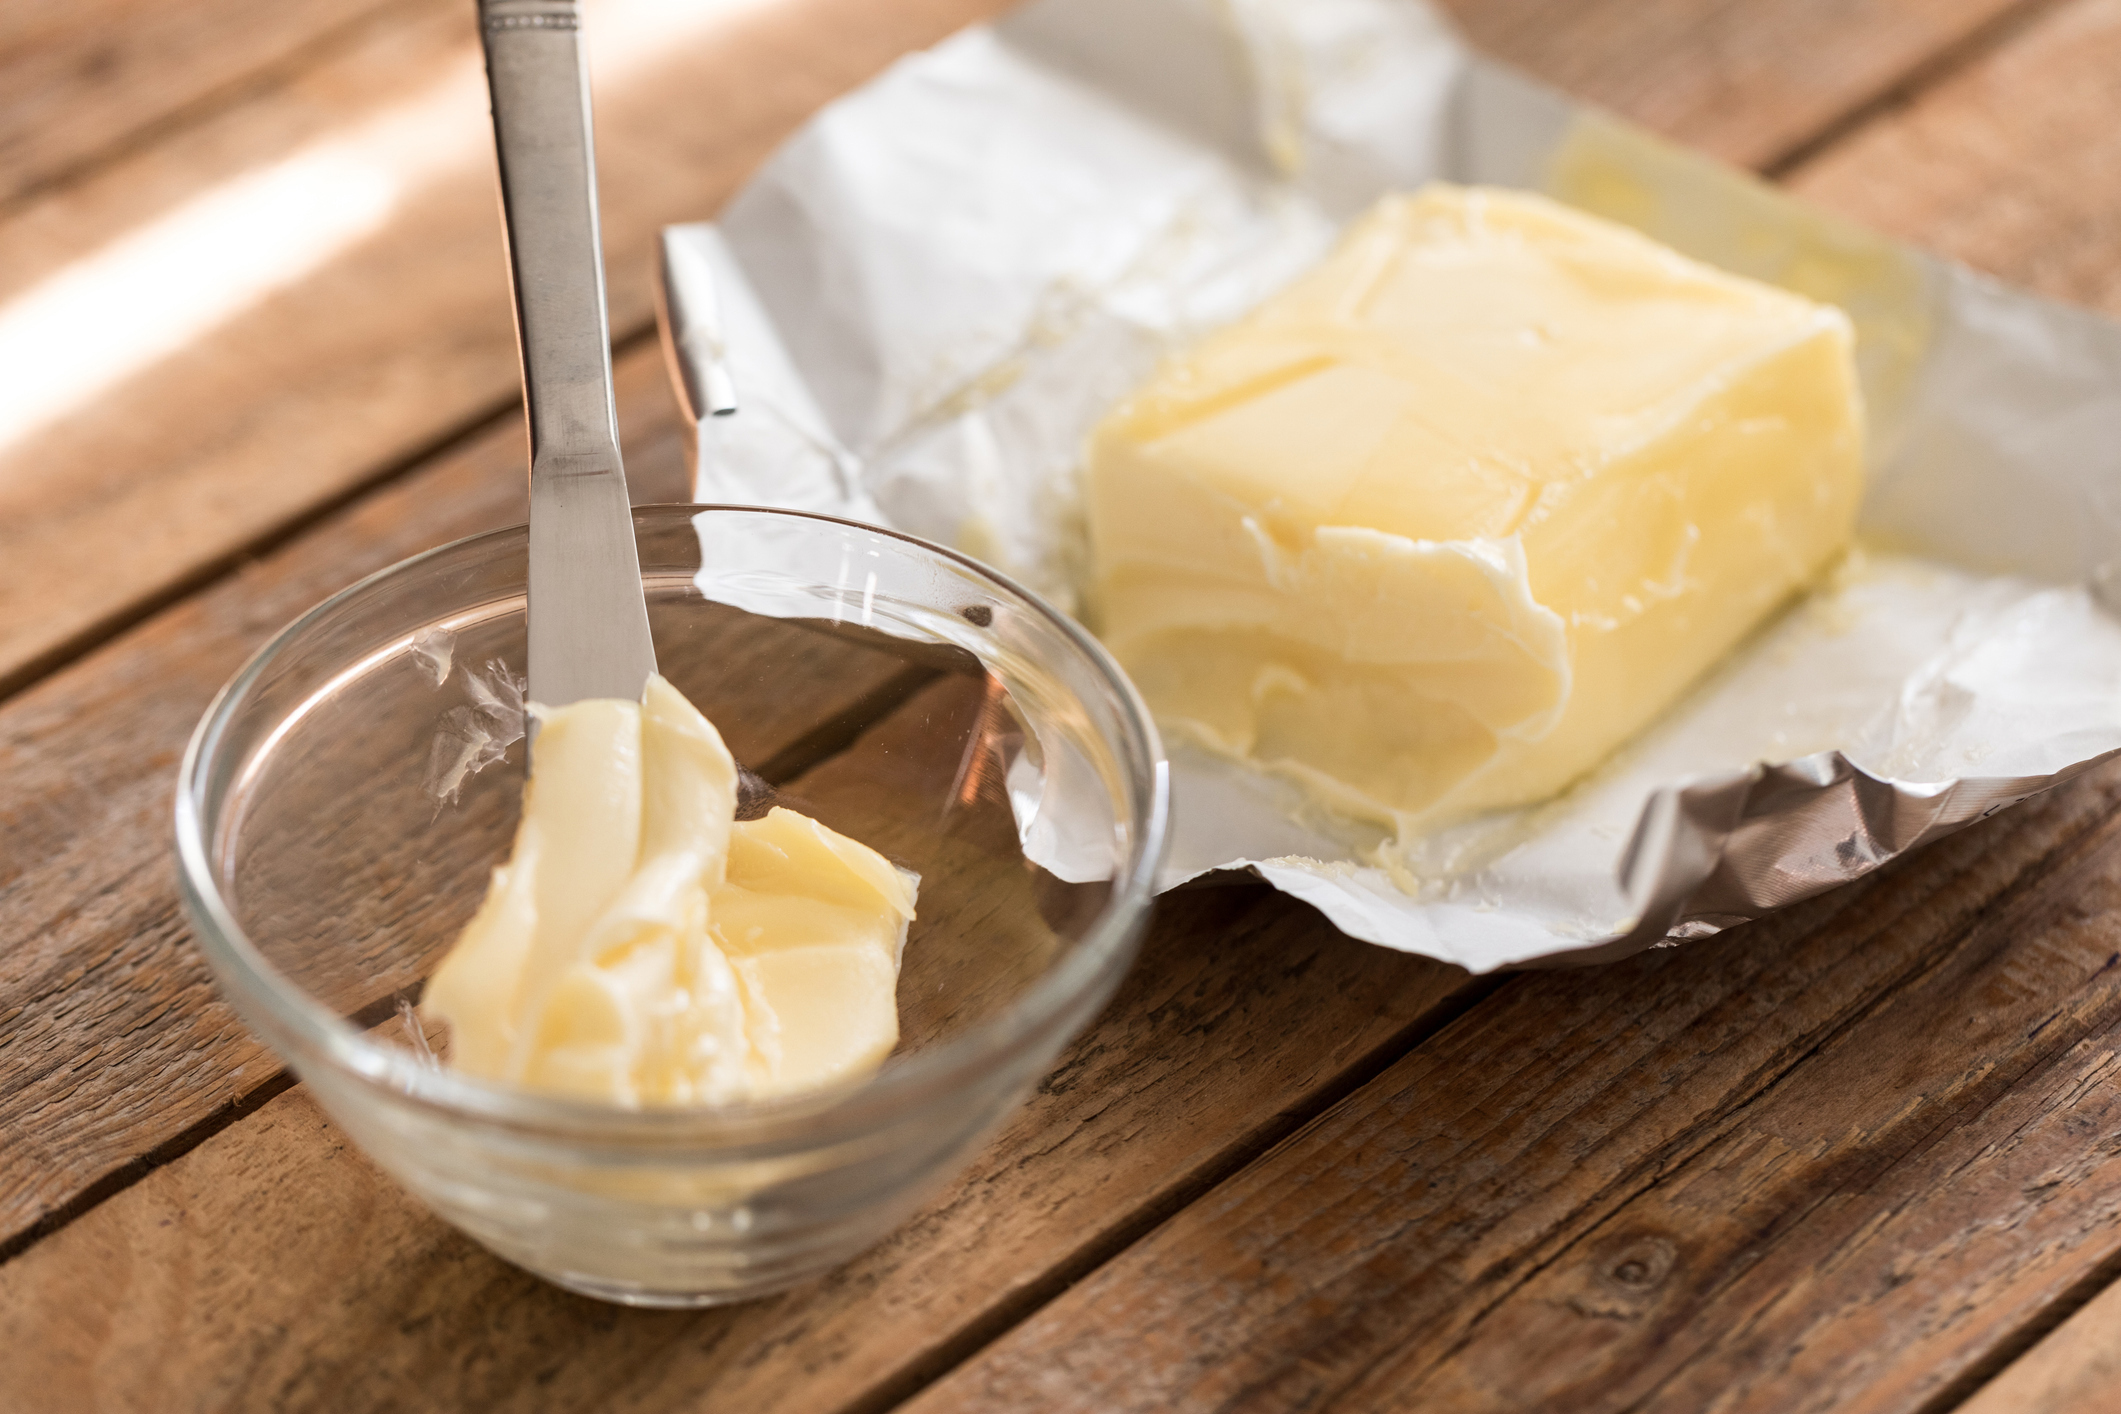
1087,184,1864,834
423,675,917,1106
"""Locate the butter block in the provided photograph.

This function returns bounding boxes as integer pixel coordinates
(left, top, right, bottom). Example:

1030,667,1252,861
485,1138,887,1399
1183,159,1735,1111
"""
423,675,918,1107
1086,185,1864,832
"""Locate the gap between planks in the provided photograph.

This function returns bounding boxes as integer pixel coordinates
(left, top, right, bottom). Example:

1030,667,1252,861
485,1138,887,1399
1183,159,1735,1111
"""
836,972,1513,1414
0,1069,301,1270
0,676,1474,1412
1393,782,2121,1382
1758,0,2077,179
889,1,2121,1403
0,338,896,1257
882,1,2121,1402
0,654,935,1269
0,0,427,220
1945,1254,2121,1414
900,762,2121,1414
899,758,2121,1414
0,0,2060,708
0,0,1025,706
1914,1239,2121,1414
8,0,2117,1407
1462,801,2121,1414
0,316,648,711
0,0,2043,727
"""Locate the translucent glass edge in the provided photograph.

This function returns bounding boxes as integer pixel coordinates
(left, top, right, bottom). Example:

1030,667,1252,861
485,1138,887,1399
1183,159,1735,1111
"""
172,504,1171,1136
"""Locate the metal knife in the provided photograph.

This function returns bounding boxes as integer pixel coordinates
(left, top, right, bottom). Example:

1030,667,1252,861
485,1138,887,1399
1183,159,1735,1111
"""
477,0,657,712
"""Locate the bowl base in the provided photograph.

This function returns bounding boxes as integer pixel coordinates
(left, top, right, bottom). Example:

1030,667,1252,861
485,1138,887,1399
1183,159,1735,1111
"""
538,1264,822,1308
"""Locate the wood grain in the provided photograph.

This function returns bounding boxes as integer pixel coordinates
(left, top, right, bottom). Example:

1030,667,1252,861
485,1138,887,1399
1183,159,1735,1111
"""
1789,0,2121,316
0,345,910,1257
0,0,2068,703
0,686,1472,1412
0,0,412,209
1958,1273,2121,1414
8,1,2121,1411
1432,0,2043,172
906,757,2121,1414
899,10,2121,1409
0,0,1015,698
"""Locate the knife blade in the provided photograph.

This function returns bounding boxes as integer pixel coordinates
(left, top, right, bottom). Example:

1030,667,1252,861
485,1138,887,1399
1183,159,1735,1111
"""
478,0,656,713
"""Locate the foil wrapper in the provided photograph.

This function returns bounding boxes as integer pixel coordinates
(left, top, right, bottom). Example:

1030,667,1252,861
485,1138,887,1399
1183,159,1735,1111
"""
654,0,2121,972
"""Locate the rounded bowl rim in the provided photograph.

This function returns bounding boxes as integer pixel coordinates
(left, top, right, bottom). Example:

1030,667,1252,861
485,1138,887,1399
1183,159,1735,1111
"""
173,502,1168,1138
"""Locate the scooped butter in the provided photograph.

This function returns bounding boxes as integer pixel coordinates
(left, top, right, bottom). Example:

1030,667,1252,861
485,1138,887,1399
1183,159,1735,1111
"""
1086,184,1864,832
422,675,917,1106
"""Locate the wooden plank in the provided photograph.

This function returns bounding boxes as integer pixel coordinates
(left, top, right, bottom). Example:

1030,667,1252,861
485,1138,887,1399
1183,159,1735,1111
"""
0,1,2094,1406
0,0,1014,698
1958,1276,2121,1414
0,0,411,209
0,675,1473,1414
0,0,2067,703
1787,0,2121,313
1433,0,2043,172
903,10,2121,1408
903,757,2121,1414
0,345,917,1257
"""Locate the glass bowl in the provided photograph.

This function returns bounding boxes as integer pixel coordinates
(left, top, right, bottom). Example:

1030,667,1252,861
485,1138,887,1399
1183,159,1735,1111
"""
174,504,1167,1306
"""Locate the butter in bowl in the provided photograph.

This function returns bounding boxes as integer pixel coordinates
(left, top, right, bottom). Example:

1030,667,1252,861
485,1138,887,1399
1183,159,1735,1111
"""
175,507,1166,1305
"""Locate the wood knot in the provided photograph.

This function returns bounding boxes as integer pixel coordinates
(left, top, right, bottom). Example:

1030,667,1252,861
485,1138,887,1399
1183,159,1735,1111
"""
1596,1235,1678,1295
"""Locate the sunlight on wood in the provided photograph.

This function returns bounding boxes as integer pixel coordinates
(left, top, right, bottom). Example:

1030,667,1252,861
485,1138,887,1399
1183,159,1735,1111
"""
0,0,766,457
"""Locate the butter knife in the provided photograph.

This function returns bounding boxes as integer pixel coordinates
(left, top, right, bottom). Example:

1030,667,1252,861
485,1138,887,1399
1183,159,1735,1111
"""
478,0,656,711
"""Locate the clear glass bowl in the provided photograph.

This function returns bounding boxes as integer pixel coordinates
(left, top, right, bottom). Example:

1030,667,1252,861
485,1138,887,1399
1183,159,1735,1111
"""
174,505,1166,1306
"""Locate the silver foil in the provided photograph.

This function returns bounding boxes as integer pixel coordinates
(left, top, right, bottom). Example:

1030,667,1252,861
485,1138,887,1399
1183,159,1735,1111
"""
656,0,2121,971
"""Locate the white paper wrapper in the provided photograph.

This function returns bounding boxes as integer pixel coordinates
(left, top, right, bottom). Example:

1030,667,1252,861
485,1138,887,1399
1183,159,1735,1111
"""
654,0,2121,971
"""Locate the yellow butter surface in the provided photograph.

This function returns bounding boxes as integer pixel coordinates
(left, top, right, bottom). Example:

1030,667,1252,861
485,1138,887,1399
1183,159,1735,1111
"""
423,676,917,1107
1086,184,1864,832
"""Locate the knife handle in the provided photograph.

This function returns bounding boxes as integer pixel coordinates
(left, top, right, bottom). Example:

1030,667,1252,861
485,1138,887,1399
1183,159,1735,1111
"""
479,0,625,477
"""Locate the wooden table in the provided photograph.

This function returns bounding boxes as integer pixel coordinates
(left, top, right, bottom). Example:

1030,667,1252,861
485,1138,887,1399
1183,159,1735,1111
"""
6,0,2121,1408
